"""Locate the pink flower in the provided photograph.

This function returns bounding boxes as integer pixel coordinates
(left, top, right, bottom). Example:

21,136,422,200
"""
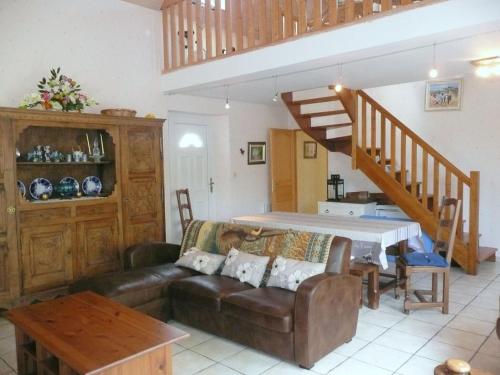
41,92,52,102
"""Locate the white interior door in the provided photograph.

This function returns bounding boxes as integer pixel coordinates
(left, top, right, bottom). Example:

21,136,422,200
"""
169,113,215,244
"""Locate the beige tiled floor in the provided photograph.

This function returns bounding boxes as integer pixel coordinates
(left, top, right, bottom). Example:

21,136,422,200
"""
0,261,499,375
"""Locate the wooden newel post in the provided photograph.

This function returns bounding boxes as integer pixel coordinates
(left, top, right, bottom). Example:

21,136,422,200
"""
468,171,480,275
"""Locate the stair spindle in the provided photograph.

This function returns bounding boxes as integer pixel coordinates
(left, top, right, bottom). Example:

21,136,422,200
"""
371,106,377,160
445,169,452,219
390,125,396,178
422,150,428,209
457,179,464,240
400,130,406,186
411,141,417,196
178,0,185,66
433,158,440,217
258,0,268,44
195,0,203,61
186,0,194,64
215,0,222,56
234,0,243,50
329,0,338,27
169,3,178,68
162,5,171,72
361,98,367,151
380,115,386,169
363,0,373,16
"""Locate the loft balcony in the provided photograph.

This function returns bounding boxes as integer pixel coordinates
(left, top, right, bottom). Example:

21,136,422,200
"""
155,0,500,96
161,0,433,73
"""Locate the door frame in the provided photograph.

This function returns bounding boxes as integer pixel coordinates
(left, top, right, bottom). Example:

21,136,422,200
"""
167,111,217,243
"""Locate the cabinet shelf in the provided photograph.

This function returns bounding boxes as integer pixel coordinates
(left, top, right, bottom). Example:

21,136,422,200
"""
17,161,113,166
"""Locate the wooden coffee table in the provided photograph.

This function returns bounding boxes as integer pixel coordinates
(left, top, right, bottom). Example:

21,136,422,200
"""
7,291,188,375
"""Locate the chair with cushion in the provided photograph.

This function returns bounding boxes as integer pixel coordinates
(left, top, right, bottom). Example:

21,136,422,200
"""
396,197,462,314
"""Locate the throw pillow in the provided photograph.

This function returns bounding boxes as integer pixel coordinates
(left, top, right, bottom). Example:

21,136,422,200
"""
175,248,226,275
221,248,270,288
267,256,326,292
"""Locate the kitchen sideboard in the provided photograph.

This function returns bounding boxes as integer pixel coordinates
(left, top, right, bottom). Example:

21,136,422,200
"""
0,107,165,309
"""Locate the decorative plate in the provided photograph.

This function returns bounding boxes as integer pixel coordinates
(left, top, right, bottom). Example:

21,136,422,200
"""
60,177,80,192
17,180,26,197
82,176,102,196
29,178,53,200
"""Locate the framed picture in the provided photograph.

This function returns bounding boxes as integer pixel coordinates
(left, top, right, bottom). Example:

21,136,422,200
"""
248,142,266,165
425,79,463,111
304,141,317,159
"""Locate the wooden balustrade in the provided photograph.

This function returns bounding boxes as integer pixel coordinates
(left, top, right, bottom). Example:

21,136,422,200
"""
355,90,479,273
161,0,429,72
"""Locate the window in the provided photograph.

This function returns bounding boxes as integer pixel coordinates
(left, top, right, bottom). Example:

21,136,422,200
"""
179,133,204,148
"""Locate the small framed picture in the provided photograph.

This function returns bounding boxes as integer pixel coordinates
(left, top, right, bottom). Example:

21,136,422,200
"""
304,141,317,159
248,142,266,165
425,79,463,111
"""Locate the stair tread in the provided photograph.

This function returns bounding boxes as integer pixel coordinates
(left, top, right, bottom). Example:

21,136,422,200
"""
293,96,340,105
313,123,352,129
300,110,347,118
478,246,497,262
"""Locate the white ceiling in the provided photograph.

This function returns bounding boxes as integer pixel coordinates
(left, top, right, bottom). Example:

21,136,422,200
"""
172,26,500,104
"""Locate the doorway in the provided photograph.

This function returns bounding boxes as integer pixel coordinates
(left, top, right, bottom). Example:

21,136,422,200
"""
168,112,216,244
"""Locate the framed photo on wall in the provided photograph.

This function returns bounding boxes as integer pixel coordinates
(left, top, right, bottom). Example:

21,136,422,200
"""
425,79,463,111
304,141,317,159
248,142,266,165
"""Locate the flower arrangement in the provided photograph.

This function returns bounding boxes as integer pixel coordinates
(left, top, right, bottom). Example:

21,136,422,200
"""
20,68,97,112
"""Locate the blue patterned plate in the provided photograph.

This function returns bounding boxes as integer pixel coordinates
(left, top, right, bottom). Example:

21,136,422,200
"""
82,176,102,196
60,176,79,192
17,180,26,197
29,178,53,200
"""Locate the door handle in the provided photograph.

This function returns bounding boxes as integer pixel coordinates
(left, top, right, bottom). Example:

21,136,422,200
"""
209,178,214,193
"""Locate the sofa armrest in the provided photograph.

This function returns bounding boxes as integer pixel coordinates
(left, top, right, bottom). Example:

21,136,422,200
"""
294,273,362,369
123,242,181,270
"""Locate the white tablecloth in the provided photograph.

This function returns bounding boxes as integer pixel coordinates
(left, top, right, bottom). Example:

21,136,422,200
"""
232,212,422,269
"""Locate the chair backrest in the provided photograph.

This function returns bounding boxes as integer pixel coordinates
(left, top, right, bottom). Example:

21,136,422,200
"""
176,188,193,235
433,197,462,264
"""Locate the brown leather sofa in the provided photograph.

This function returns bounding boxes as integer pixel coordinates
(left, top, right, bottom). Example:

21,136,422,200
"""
70,235,360,369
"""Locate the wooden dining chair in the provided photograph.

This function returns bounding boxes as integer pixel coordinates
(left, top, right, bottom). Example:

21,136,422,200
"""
396,197,462,314
176,188,193,235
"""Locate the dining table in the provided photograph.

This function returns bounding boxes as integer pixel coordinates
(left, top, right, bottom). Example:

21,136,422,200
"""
232,211,422,269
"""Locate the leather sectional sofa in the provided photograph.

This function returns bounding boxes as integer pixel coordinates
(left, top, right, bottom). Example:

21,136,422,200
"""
69,221,361,369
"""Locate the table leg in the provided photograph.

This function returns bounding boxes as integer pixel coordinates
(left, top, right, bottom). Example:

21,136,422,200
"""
14,327,29,375
367,269,380,309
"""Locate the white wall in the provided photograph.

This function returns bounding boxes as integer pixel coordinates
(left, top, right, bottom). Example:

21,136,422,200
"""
0,0,289,244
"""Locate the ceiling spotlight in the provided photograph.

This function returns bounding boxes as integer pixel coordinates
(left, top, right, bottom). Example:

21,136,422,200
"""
428,43,439,78
428,68,438,79
472,56,500,78
334,63,343,92
272,75,279,103
225,85,231,109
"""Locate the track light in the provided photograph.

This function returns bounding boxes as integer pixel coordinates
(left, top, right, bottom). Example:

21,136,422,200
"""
272,76,279,102
224,85,230,109
334,63,343,92
472,56,500,78
429,43,438,78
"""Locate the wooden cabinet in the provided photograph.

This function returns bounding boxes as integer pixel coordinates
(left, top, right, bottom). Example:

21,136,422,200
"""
20,224,73,293
0,107,165,308
76,217,120,277
121,127,164,247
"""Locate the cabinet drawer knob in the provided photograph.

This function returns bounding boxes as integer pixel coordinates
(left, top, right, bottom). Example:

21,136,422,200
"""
6,206,16,215
325,209,329,213
349,211,354,215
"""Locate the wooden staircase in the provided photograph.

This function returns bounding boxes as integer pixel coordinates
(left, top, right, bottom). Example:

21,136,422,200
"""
283,87,496,275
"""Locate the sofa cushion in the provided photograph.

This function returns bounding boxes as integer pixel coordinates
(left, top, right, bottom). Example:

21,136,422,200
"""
69,264,198,307
221,287,296,333
267,256,326,292
221,249,270,287
170,275,254,311
175,248,227,275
